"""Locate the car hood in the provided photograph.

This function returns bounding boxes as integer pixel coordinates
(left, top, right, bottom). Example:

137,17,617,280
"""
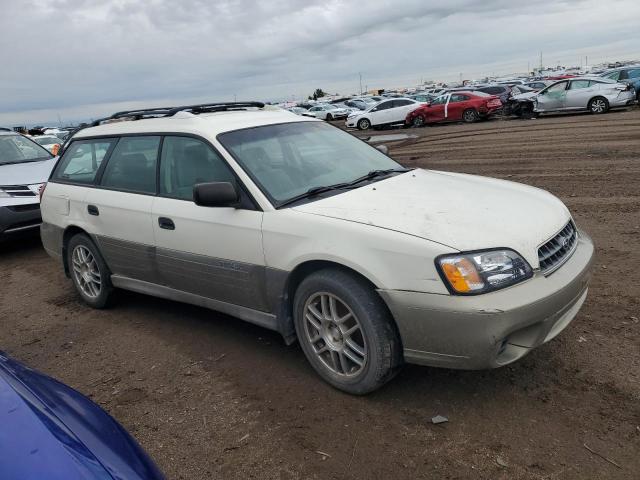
292,169,571,267
512,91,538,101
0,352,163,480
0,158,56,186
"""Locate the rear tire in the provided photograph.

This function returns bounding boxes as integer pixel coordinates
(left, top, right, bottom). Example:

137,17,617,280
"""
588,96,609,114
326,114,333,121
293,269,402,395
67,234,114,309
462,108,478,123
357,118,371,130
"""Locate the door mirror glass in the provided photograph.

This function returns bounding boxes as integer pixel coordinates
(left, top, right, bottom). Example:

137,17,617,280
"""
194,182,239,207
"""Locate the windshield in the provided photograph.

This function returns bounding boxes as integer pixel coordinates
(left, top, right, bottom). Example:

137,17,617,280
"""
34,137,61,146
0,134,52,165
218,122,402,206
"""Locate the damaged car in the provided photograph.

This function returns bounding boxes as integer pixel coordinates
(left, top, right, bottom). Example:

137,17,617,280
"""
533,77,636,114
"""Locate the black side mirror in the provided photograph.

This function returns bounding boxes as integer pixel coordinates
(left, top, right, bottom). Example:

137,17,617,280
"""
193,182,239,207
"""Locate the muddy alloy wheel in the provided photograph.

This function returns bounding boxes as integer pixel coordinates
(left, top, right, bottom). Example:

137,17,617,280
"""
293,269,402,394
463,109,478,123
412,115,425,127
67,233,114,309
71,245,102,299
303,292,367,377
589,97,609,114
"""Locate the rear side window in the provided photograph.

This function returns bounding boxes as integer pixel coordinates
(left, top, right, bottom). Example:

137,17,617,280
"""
159,136,235,201
480,87,504,95
52,139,116,184
450,94,469,102
373,101,393,111
100,136,160,194
569,80,591,89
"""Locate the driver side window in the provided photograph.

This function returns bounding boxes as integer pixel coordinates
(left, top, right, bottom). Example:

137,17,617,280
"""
159,136,235,201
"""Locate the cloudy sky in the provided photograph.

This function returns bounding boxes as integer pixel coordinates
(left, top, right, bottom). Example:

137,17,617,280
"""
1,0,639,125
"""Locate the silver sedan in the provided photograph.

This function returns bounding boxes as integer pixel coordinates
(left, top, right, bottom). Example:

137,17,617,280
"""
534,77,636,114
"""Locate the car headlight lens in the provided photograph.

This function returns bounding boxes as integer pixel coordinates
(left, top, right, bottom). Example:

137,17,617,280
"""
436,249,533,295
0,189,10,198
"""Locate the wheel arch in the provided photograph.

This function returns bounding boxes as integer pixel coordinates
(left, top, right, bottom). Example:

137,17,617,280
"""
275,259,397,345
62,225,92,277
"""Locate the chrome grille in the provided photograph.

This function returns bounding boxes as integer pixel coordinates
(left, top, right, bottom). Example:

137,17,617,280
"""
538,221,578,274
0,185,36,197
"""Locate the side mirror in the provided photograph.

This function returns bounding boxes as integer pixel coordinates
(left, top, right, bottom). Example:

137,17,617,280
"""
193,182,239,207
375,145,389,155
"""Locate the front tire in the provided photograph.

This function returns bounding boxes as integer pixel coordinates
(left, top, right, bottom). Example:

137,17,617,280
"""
412,115,425,127
462,108,478,123
67,234,114,309
357,118,371,130
293,269,402,395
588,96,609,114
326,114,333,121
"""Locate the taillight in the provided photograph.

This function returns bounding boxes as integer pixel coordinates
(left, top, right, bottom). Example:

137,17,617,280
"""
38,183,47,198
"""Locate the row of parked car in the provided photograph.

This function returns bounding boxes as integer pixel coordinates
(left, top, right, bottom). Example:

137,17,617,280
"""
286,64,640,130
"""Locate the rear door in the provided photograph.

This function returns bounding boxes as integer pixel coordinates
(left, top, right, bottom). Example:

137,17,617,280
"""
151,135,268,311
85,135,160,283
565,79,595,109
390,99,418,123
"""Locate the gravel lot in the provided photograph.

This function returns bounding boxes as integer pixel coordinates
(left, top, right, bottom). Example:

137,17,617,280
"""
1,108,639,479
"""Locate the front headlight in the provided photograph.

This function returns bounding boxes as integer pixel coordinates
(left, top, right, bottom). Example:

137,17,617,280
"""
436,249,533,295
0,189,10,198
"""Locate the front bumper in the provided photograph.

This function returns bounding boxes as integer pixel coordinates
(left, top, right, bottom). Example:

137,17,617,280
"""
0,204,42,237
379,230,595,369
345,118,359,128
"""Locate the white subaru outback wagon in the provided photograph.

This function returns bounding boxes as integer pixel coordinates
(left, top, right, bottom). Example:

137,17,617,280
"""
40,102,594,394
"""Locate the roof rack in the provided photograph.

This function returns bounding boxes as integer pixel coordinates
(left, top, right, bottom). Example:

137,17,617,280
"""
60,101,267,151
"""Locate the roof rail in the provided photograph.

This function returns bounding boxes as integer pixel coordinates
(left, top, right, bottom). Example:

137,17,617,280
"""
59,101,266,152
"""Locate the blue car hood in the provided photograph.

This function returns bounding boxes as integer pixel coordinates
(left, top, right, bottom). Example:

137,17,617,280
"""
0,352,163,480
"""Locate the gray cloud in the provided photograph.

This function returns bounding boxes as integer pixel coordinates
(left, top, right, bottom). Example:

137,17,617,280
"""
1,0,638,124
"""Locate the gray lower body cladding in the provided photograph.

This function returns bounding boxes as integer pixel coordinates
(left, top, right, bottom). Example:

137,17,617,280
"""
1,204,42,236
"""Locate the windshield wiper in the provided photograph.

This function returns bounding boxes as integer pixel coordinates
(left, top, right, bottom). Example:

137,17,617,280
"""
276,168,412,209
344,167,413,187
277,182,353,208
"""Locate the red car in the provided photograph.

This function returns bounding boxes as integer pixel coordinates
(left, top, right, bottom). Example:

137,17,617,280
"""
405,91,502,126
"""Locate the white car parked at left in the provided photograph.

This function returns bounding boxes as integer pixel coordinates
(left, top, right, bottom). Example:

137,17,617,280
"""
345,98,422,130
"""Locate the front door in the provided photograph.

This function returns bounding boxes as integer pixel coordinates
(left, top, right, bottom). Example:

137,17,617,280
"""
425,94,448,122
369,100,394,126
151,135,268,312
536,81,568,111
446,94,470,120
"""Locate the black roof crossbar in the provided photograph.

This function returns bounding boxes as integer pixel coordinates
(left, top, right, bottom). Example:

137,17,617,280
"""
59,101,266,152
166,101,265,115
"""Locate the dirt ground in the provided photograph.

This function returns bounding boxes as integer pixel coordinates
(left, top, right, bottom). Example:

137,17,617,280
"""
1,108,639,480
